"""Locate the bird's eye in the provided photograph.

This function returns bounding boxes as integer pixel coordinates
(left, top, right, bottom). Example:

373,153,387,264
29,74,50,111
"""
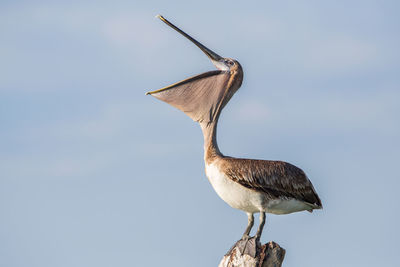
227,61,234,66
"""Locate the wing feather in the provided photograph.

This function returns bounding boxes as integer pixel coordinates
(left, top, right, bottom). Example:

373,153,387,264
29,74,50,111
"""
221,158,322,207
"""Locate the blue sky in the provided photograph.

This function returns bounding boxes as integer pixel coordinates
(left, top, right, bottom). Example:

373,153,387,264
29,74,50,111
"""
1,1,399,266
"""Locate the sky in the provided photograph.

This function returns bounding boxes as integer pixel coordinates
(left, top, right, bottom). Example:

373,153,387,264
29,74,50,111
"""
1,1,399,266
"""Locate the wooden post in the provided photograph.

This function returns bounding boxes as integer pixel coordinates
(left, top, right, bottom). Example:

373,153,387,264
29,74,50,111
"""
219,240,285,267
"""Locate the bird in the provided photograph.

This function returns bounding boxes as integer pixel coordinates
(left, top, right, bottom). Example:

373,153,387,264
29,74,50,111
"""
146,15,322,248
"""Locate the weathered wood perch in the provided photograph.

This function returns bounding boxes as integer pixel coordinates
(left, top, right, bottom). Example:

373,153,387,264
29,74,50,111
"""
219,238,285,267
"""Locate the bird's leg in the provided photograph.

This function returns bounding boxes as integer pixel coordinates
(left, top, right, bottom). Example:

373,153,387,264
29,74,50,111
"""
235,213,256,256
241,213,254,240
255,212,266,242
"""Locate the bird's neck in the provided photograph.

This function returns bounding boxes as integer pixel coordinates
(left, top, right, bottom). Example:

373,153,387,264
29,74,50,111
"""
200,120,222,164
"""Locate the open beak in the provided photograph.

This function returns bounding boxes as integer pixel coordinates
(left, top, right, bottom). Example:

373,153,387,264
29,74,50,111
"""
156,15,223,62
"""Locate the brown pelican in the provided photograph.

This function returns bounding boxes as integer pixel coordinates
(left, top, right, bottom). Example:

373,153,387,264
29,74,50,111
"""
147,15,322,249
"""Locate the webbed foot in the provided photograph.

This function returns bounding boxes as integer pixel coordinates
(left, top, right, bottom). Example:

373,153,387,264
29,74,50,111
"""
225,236,259,258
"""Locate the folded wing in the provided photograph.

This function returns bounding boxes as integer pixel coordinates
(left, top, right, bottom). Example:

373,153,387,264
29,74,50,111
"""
222,158,322,208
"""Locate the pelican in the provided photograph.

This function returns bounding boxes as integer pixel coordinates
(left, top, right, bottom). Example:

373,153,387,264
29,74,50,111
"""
147,15,322,248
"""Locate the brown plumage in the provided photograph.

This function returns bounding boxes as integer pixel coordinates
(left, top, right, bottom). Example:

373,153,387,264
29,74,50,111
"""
147,15,322,242
219,158,322,208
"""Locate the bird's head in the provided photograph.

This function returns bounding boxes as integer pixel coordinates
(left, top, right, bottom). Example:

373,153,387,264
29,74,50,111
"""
212,57,240,71
206,55,244,99
147,15,243,125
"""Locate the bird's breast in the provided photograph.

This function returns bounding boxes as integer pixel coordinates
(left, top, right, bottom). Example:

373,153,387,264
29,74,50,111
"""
205,162,264,213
